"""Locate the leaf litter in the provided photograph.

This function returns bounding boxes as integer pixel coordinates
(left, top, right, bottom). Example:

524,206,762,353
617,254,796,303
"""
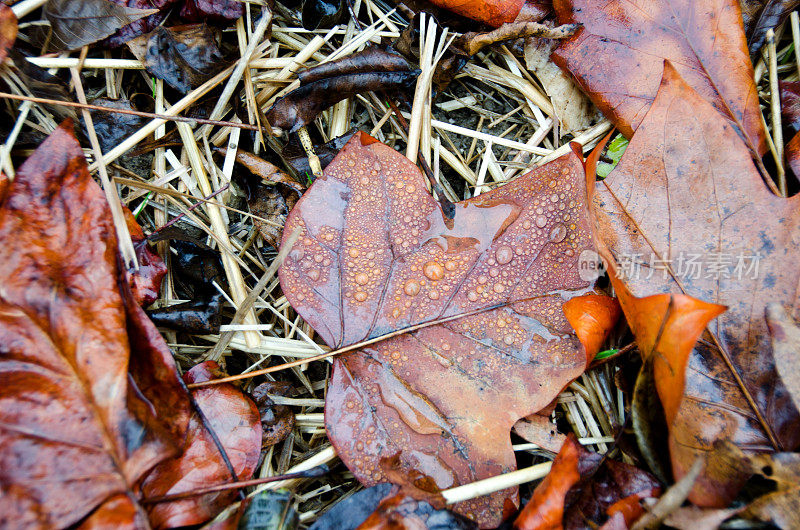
5,0,800,529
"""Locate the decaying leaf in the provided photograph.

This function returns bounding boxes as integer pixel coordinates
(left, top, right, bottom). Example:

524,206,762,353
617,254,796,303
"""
124,207,167,307
268,47,418,133
252,381,296,448
88,97,146,153
179,0,244,22
524,29,599,136
279,132,604,527
357,493,478,530
632,357,672,484
301,0,346,30
141,361,262,528
553,0,767,156
740,450,800,528
283,130,356,177
457,21,580,56
309,484,397,530
514,434,661,529
766,303,800,412
138,24,230,94
662,505,739,530
0,120,192,527
147,292,225,334
630,460,702,529
740,0,799,56
0,4,17,62
592,62,800,505
43,0,157,51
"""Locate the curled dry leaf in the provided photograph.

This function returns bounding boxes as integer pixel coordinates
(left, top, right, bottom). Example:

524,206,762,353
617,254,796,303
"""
43,0,157,51
553,0,767,156
141,361,262,528
268,47,418,133
279,133,603,527
147,292,225,334
458,21,581,56
0,4,17,63
124,207,167,307
591,62,800,505
513,413,565,453
0,120,191,527
562,293,621,360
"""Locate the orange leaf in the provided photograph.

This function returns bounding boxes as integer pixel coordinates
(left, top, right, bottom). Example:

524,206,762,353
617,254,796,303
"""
0,4,16,63
563,293,621,361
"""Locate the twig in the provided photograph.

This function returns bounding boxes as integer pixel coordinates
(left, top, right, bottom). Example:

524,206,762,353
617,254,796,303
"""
767,29,786,196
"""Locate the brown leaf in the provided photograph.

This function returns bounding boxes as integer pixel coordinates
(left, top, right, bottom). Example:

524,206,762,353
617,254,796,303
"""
141,361,262,528
662,506,738,530
279,133,601,527
267,47,418,133
178,0,244,22
524,31,599,136
0,4,17,63
457,21,580,56
513,413,566,453
139,24,230,94
553,0,767,156
591,62,800,505
124,206,167,307
0,120,191,527
43,0,157,51
252,381,296,448
766,303,800,416
562,293,622,360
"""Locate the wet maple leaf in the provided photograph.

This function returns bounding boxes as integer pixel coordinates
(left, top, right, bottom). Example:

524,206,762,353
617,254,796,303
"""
0,120,192,526
553,0,767,156
279,133,604,527
592,62,800,506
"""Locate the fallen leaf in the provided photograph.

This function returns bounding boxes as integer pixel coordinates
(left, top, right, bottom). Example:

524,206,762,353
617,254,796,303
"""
43,0,157,51
514,434,589,530
424,0,546,26
283,130,356,177
357,493,478,530
0,4,17,62
88,97,146,153
630,459,702,529
280,133,602,527
5,49,76,121
141,361,262,528
302,0,346,30
124,207,167,307
742,451,800,528
553,0,767,156
766,303,800,412
457,21,580,56
662,506,739,530
267,47,419,133
562,293,622,360
147,291,225,333
0,120,191,527
513,413,566,453
179,0,244,22
740,0,799,56
631,357,672,483
252,381,296,448
515,434,661,529
139,24,230,94
524,29,599,136
310,484,398,530
780,81,800,132
591,62,800,505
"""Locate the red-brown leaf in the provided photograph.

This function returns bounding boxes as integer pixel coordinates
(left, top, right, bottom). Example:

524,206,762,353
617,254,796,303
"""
280,133,600,527
553,0,767,156
0,4,17,62
591,62,800,505
0,120,191,527
424,0,547,26
141,361,262,528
